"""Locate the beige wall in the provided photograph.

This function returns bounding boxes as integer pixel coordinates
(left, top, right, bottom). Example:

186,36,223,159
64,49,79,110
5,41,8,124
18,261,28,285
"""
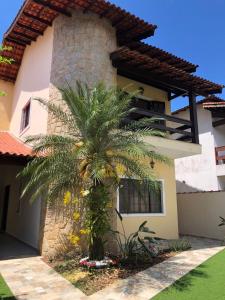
0,164,42,249
178,191,225,240
0,80,14,130
117,75,170,114
9,27,53,139
116,76,178,240
117,162,179,240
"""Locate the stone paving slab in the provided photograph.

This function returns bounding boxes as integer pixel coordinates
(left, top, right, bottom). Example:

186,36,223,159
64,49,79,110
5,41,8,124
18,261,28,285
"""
89,237,225,300
0,236,224,300
0,256,86,300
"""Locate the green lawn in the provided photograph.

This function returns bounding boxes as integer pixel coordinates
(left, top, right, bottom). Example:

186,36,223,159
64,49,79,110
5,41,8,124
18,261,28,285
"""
152,249,225,300
0,275,15,300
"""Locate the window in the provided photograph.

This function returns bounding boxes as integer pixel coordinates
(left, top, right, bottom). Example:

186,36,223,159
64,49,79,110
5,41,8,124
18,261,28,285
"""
21,101,31,132
118,178,164,215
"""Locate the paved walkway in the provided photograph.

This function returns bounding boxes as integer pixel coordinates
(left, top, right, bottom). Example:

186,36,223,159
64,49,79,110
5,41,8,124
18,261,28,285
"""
89,237,224,300
0,233,37,260
0,256,86,300
0,236,224,300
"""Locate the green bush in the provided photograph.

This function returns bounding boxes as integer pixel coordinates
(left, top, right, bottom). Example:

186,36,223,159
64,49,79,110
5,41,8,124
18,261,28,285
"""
112,209,159,264
168,239,191,252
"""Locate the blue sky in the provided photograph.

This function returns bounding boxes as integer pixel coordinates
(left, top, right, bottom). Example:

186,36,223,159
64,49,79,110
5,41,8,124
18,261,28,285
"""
1,0,225,111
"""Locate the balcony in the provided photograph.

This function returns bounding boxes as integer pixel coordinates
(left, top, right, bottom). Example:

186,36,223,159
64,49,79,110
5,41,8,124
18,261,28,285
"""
123,96,199,145
122,97,202,159
215,146,225,177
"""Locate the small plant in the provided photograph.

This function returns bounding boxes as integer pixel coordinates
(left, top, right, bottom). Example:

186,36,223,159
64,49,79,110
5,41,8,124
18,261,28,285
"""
218,217,225,245
168,239,191,252
112,209,159,264
218,216,225,227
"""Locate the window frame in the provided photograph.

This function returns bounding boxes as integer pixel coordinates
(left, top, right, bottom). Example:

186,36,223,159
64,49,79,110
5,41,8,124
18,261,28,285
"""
117,178,166,217
20,100,31,134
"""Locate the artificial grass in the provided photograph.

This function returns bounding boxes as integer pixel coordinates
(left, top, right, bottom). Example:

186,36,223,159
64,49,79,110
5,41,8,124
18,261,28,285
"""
0,275,15,300
152,249,225,300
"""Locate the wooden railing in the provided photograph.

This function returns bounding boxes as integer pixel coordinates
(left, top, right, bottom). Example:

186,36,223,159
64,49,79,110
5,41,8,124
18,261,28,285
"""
123,109,196,143
215,146,225,165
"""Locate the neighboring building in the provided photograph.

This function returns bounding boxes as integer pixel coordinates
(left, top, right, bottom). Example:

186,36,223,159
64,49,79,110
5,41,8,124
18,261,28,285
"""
0,0,222,257
174,96,225,192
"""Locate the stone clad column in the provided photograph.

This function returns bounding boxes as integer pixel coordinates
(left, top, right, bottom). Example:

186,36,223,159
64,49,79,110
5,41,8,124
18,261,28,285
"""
40,10,117,257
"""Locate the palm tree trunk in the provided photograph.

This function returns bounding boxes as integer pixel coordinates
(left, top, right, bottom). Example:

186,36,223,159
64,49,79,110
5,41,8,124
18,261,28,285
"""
88,182,106,261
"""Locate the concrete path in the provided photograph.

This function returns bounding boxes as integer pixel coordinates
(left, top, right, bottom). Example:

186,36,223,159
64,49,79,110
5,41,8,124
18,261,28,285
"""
0,236,224,300
89,237,224,300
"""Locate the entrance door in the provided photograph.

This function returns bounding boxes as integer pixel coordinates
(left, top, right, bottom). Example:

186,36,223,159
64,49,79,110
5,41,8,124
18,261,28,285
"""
1,185,10,232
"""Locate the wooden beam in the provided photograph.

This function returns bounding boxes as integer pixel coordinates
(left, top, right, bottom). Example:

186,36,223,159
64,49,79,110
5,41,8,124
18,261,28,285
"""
12,31,36,42
0,74,16,82
33,0,72,17
23,12,52,26
115,66,190,95
212,111,225,118
189,92,199,144
213,118,225,127
169,91,187,101
5,37,28,47
135,108,192,126
171,124,191,134
16,22,44,35
111,59,210,97
177,135,192,142
123,117,193,137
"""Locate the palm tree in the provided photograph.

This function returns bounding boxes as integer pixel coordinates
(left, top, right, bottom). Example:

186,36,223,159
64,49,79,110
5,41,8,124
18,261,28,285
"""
20,82,169,260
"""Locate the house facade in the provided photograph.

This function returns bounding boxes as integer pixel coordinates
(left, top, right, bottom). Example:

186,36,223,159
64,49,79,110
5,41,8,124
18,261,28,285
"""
0,0,222,258
174,97,225,193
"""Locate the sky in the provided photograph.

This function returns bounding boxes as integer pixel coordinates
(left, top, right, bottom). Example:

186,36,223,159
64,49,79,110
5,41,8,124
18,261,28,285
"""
1,0,225,111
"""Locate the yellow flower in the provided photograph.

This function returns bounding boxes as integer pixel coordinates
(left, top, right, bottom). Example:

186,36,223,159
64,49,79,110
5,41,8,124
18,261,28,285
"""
63,191,71,206
80,190,90,197
69,234,80,245
106,202,113,209
80,229,91,235
73,212,80,221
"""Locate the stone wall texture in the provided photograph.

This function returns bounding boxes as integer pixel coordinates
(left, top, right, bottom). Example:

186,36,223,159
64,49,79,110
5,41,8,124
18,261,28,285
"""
41,10,118,257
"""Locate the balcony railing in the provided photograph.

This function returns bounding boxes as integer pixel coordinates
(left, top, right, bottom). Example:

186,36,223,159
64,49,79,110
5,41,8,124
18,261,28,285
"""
123,108,197,144
215,146,225,165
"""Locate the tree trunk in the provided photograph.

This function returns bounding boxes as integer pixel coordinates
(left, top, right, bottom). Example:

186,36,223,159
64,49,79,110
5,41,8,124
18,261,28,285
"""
88,182,108,261
89,237,105,261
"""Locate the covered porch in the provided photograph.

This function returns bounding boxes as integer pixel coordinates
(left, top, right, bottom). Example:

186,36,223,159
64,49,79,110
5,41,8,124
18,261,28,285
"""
0,132,42,258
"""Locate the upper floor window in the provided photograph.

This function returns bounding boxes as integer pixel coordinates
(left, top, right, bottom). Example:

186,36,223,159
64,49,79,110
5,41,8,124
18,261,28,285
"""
20,101,31,132
118,178,164,215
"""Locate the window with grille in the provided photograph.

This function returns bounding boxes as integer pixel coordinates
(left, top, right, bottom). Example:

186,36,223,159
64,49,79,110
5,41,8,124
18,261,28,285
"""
118,178,164,214
21,101,31,132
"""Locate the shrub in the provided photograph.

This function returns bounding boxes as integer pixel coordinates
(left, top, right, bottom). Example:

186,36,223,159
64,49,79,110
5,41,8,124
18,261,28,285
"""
112,209,159,264
168,239,191,252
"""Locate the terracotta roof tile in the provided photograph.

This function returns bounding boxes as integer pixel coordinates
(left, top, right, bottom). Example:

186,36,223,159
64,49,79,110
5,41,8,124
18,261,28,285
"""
0,131,33,157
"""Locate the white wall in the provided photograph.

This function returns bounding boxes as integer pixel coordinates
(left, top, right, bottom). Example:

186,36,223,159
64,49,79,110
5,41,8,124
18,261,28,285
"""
175,106,219,192
9,27,53,140
0,164,42,249
178,191,225,240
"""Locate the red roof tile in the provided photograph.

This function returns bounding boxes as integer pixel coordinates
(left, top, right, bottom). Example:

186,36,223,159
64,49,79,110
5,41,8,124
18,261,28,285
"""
0,132,33,157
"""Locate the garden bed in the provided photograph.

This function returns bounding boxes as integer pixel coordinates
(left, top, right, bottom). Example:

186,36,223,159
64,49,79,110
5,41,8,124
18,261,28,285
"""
46,252,176,296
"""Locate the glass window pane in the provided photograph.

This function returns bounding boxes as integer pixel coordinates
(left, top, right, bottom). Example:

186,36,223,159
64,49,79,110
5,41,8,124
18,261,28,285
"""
119,178,163,214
